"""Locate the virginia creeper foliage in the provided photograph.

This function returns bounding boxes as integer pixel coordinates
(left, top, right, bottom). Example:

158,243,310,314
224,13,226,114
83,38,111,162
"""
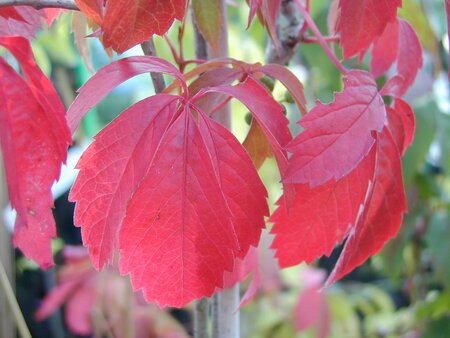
0,0,432,307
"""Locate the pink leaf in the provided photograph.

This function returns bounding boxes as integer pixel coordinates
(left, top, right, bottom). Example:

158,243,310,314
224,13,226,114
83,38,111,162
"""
337,0,401,59
370,19,399,78
0,37,70,268
326,128,407,285
284,70,386,186
0,7,43,38
246,0,262,28
295,268,330,338
65,280,96,335
35,274,87,321
395,19,423,96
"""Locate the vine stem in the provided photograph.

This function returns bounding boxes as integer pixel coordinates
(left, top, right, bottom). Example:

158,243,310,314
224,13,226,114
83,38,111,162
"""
0,0,78,10
0,259,32,338
140,39,166,94
295,0,348,74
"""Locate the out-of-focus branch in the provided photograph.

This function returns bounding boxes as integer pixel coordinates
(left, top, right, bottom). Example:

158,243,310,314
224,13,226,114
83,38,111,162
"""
141,39,166,93
0,0,78,10
266,0,302,64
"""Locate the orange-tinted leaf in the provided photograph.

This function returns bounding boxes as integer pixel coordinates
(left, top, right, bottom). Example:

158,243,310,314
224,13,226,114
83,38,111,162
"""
75,0,103,25
102,0,187,53
243,119,273,169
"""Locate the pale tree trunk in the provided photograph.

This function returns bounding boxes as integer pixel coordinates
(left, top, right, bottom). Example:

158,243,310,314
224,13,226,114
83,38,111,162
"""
192,0,239,337
0,154,15,338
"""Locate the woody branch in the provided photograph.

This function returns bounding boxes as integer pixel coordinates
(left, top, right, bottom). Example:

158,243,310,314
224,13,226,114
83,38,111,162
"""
0,0,78,10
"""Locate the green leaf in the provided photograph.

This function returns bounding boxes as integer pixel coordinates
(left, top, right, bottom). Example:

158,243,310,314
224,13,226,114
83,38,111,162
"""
426,212,450,291
192,0,222,52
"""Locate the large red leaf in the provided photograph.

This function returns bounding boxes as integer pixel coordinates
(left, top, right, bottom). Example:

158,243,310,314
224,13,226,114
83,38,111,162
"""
118,108,267,307
70,95,179,269
271,148,375,267
102,0,187,53
0,37,70,268
69,57,271,306
326,128,407,285
284,70,386,186
337,0,402,59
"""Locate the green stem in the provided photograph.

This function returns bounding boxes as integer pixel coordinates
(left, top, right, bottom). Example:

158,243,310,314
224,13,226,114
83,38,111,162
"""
0,259,32,338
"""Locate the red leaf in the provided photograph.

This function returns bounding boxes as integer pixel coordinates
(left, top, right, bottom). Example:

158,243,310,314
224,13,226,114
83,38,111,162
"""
70,95,179,269
67,56,185,133
271,149,375,267
0,7,26,21
118,109,267,307
337,0,401,59
69,58,271,306
395,19,423,96
75,0,103,25
295,268,330,338
35,274,87,321
43,8,66,26
246,0,281,50
386,99,415,155
326,128,407,285
102,0,187,53
65,280,97,335
0,37,70,268
205,77,291,172
370,19,399,78
284,70,386,186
